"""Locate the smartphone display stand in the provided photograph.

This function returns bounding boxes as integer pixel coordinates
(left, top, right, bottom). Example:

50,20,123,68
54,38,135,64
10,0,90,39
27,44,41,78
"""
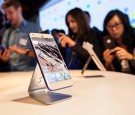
28,64,72,105
83,42,106,71
81,42,106,78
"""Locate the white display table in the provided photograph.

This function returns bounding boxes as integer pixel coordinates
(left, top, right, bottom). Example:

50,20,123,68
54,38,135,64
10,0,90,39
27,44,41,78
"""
0,70,135,115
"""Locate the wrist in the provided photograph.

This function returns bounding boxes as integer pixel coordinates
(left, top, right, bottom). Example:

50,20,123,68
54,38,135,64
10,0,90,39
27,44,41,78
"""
25,49,30,56
105,62,111,67
70,42,76,47
105,62,115,71
132,55,135,60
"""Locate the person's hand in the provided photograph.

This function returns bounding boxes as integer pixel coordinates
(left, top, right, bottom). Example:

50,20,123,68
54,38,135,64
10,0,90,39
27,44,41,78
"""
113,47,133,60
9,45,27,55
59,33,76,47
103,49,115,66
0,49,10,62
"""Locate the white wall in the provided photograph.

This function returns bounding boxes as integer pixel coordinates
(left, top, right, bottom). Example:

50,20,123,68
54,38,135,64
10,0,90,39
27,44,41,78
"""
0,0,4,12
39,0,135,33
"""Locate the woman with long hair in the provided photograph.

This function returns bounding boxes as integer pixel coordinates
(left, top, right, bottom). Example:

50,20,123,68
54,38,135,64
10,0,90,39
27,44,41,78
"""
59,8,103,69
103,9,135,74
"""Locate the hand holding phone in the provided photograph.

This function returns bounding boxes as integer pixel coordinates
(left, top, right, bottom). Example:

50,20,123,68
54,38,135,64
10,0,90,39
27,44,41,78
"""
0,48,10,62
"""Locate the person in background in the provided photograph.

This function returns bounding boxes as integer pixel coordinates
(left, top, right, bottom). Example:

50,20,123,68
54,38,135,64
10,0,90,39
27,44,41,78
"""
0,0,39,71
103,9,135,74
59,7,104,69
0,10,8,72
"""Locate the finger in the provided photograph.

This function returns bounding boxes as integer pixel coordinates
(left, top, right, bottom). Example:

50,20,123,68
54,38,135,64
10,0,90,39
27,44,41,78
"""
60,37,65,47
61,41,66,47
117,53,125,60
59,33,65,36
2,49,7,56
103,49,109,55
110,49,115,54
103,51,108,57
62,38,68,43
9,48,13,52
106,55,114,60
59,36,65,42
61,39,68,47
116,52,125,59
115,50,122,57
4,49,10,55
113,47,122,51
119,56,125,60
9,46,16,52
104,49,112,56
118,55,123,60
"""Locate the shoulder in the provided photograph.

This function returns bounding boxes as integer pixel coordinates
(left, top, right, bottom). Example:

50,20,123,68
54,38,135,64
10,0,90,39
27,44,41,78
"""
90,27,103,40
21,20,39,33
25,21,38,29
26,21,37,27
92,27,103,35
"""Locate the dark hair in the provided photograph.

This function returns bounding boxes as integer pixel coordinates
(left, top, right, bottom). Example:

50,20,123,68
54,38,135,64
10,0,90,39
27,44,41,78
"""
84,11,91,20
2,0,21,10
65,7,90,39
103,9,134,46
51,29,65,34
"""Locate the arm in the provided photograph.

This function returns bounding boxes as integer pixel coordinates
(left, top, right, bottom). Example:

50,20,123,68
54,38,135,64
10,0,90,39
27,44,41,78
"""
72,43,89,61
59,33,89,61
9,45,35,57
0,49,10,62
103,49,115,71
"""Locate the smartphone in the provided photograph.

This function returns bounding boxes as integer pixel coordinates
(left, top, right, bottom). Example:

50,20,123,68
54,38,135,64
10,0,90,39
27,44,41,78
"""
103,36,116,50
29,33,73,91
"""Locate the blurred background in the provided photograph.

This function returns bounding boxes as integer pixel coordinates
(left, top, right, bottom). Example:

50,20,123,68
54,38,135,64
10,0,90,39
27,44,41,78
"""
1,0,135,33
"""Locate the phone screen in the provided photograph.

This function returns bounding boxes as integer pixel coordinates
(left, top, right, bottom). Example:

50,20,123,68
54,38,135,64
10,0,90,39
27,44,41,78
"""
30,36,71,84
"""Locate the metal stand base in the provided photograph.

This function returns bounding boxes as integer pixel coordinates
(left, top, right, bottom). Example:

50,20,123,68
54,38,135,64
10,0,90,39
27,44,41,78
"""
28,64,72,105
29,89,71,104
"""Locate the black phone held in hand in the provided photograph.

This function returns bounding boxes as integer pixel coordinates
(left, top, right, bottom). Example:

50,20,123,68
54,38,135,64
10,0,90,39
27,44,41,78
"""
103,36,116,55
103,36,116,49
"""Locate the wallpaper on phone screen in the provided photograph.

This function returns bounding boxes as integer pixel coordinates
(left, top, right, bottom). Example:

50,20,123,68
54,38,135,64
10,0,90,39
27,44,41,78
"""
31,37,71,83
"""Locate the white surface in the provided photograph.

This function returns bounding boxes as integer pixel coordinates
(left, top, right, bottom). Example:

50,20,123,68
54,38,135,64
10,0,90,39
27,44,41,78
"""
0,70,135,115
